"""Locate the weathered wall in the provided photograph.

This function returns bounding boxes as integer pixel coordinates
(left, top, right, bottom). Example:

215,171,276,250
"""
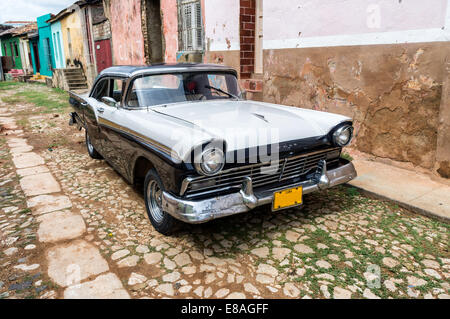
204,0,240,52
19,38,33,73
161,0,178,63
263,0,448,47
205,50,240,76
50,21,65,69
436,56,450,177
60,12,86,69
92,19,111,41
37,14,55,77
263,42,449,171
108,0,145,65
204,0,240,73
255,0,450,177
1,36,22,69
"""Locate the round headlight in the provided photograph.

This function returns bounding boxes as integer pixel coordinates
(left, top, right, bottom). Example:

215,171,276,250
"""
195,148,225,176
333,125,353,147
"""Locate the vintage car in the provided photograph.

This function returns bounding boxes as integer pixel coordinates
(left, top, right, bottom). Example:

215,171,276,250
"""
69,64,357,235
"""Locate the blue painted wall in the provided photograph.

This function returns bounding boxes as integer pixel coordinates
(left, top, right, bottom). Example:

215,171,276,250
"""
37,14,55,76
50,21,65,69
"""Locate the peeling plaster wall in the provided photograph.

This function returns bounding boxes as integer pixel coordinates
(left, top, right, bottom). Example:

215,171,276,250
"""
263,0,448,45
436,57,450,177
204,0,240,73
204,0,240,51
161,0,178,63
106,0,177,64
263,42,449,171
109,0,145,65
59,10,96,86
257,0,450,177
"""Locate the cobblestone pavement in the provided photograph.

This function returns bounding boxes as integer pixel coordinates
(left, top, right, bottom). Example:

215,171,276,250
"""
1,83,449,299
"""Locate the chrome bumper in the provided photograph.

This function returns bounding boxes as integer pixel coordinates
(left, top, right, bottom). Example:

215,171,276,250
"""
161,160,357,224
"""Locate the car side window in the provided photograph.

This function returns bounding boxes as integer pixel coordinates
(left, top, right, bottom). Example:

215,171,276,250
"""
91,79,109,101
111,79,125,105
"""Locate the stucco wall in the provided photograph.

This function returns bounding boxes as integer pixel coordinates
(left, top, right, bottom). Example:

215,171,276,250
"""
204,0,240,51
109,0,145,65
19,38,33,73
252,0,450,177
263,43,448,172
263,0,449,49
50,21,65,69
161,0,178,63
1,37,22,69
60,11,87,70
37,14,55,77
203,0,240,73
436,58,450,177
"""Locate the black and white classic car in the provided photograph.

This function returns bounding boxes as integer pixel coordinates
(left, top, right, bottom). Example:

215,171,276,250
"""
69,64,357,235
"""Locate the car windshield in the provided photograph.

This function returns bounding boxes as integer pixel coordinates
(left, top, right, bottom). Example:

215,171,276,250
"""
127,72,242,107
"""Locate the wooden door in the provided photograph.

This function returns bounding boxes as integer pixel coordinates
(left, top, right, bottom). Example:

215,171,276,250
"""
94,39,112,74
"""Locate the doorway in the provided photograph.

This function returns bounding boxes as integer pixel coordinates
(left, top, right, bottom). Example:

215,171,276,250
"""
145,0,164,63
32,41,40,73
94,39,113,73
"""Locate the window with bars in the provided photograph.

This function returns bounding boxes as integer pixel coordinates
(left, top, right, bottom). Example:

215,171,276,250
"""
178,0,204,52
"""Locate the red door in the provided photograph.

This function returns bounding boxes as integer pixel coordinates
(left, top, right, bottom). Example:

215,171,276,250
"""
94,39,112,73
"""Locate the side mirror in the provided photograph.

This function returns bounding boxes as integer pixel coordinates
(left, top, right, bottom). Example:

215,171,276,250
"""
101,96,118,108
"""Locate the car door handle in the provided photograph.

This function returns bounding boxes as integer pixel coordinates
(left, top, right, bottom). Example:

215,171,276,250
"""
98,107,105,113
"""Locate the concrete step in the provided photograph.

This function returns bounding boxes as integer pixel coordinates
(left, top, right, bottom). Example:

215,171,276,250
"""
65,74,86,79
63,68,83,73
69,84,88,89
66,79,87,84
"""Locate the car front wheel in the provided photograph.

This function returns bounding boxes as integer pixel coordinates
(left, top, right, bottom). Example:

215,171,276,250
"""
85,130,103,159
144,169,178,235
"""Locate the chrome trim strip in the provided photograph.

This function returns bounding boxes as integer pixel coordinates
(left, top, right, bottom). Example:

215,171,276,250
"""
98,117,182,162
278,158,288,181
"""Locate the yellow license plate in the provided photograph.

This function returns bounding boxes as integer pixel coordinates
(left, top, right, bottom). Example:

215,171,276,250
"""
272,186,303,211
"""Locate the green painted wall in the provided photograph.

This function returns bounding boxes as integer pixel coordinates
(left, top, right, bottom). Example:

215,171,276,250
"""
1,36,22,69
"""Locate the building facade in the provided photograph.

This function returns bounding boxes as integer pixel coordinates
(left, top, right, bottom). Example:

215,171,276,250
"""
37,14,56,77
99,0,450,177
0,36,22,69
47,0,112,88
201,0,450,179
50,21,66,69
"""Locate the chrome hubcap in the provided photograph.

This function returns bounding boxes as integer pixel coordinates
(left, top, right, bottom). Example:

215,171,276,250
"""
147,180,164,224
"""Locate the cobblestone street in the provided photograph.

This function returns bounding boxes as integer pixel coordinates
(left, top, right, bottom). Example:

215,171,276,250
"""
1,83,449,299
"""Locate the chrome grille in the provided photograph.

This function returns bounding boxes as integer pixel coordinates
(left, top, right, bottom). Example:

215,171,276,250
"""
183,148,340,197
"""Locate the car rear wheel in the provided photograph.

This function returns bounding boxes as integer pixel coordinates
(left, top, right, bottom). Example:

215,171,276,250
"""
85,130,103,159
144,169,178,235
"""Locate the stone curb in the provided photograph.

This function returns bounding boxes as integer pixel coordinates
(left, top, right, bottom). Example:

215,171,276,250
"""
344,184,450,224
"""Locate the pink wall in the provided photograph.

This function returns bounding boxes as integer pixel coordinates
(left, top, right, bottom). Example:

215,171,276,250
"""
110,0,145,65
161,0,178,63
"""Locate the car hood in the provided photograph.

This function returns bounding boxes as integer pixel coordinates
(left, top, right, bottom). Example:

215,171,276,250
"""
152,100,351,154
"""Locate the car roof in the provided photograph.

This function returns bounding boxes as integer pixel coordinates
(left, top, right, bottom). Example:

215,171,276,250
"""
99,63,238,78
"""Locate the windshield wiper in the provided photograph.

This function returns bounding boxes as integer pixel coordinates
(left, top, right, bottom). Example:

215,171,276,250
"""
205,85,239,100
